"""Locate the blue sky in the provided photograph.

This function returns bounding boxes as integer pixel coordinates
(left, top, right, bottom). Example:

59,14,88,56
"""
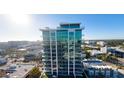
0,14,124,42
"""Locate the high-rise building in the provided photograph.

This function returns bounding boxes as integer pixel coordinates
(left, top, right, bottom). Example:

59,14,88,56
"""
40,23,84,78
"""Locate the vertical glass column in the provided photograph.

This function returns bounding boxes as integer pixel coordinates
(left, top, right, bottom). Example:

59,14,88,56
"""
49,31,53,75
68,29,75,77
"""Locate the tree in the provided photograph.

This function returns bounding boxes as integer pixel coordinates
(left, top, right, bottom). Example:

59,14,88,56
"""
85,51,91,59
96,54,108,61
26,67,41,78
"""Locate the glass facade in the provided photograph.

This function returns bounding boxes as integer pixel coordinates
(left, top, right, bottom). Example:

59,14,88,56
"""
41,23,84,77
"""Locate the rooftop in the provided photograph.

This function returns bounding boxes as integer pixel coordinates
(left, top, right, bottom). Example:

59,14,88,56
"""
0,61,35,78
109,47,124,53
40,22,84,32
116,48,124,53
8,64,35,78
60,22,81,25
83,59,112,69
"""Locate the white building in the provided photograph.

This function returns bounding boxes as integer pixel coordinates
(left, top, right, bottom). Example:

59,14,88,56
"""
83,59,118,78
89,50,103,56
100,46,107,53
97,41,106,46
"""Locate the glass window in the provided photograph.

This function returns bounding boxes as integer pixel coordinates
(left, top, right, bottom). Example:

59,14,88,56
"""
51,31,55,36
75,30,82,40
42,31,50,41
70,24,80,28
57,30,68,41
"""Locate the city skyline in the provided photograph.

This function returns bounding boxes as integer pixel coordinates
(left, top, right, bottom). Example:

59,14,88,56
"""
0,14,124,42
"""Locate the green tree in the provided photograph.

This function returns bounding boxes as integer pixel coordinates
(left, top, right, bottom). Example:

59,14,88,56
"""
85,51,91,59
26,67,41,78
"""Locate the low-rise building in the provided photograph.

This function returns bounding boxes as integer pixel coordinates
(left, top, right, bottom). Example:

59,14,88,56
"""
97,41,106,46
24,54,36,62
0,57,7,66
89,50,104,56
8,64,35,78
108,47,124,58
100,46,107,53
83,59,118,78
84,40,96,45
